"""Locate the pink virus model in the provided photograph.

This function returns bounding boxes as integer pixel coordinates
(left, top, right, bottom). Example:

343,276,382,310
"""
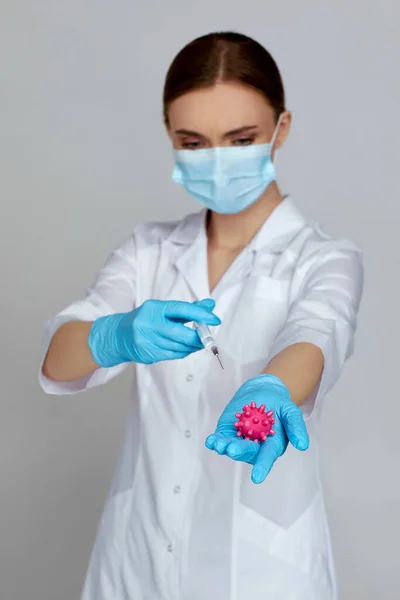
234,401,276,442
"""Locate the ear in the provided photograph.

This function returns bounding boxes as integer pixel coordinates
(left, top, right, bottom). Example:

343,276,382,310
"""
274,111,292,149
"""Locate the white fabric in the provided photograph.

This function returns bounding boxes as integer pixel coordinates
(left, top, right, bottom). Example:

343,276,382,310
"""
39,197,363,600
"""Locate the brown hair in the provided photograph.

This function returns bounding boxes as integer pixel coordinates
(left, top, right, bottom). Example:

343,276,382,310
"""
163,31,286,124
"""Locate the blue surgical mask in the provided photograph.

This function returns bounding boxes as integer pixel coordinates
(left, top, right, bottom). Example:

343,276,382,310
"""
172,117,281,214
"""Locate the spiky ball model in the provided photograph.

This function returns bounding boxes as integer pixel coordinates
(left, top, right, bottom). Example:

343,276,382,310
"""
234,401,276,442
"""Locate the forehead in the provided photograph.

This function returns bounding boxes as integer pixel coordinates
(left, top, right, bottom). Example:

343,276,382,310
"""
168,82,274,133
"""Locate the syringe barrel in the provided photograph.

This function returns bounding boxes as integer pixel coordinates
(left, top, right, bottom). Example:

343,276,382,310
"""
194,322,216,351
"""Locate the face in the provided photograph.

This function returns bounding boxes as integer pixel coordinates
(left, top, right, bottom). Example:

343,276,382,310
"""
167,81,291,152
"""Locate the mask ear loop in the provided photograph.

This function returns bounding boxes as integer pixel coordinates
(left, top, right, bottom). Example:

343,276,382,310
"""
270,112,283,167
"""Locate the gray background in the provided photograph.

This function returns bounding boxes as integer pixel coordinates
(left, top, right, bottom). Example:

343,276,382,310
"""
1,1,399,598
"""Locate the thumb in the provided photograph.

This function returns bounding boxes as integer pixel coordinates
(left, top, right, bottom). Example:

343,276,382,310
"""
194,298,215,310
251,432,288,484
280,404,309,451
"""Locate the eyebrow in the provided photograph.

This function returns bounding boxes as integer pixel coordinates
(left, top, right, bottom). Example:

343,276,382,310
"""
174,125,259,139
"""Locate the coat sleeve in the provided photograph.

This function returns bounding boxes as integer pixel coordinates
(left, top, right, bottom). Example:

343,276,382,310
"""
267,240,364,417
39,236,137,395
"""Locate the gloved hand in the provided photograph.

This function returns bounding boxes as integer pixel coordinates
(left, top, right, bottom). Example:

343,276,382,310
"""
205,374,309,484
88,298,220,367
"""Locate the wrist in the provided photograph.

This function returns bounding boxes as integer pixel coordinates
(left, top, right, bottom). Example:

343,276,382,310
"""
255,373,287,389
243,373,290,398
88,313,127,368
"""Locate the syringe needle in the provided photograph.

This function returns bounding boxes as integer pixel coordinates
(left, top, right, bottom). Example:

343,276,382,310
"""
212,347,224,370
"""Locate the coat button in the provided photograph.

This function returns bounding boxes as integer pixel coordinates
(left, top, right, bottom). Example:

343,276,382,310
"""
186,374,194,382
185,430,192,438
167,543,173,553
173,485,181,494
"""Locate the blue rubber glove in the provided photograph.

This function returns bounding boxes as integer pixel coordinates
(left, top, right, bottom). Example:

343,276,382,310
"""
88,298,220,367
205,374,309,484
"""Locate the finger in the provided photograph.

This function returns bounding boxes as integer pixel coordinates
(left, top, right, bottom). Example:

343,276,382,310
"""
251,434,288,484
280,405,309,451
194,298,215,310
205,433,218,450
225,439,259,463
171,299,216,324
157,325,204,350
158,337,203,353
159,323,204,349
164,300,221,326
214,436,231,455
204,433,231,454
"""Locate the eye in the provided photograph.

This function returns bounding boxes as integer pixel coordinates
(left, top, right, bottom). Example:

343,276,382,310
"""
232,137,255,147
181,141,203,150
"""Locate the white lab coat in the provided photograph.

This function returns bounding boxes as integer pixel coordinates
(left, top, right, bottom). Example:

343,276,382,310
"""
40,197,363,600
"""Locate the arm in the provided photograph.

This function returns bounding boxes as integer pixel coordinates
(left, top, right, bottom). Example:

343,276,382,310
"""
264,239,364,415
262,342,324,406
206,240,364,482
42,299,220,383
39,240,138,393
40,237,221,391
42,321,98,382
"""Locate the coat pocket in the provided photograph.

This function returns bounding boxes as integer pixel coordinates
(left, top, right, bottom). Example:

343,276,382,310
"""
221,275,290,365
235,485,334,598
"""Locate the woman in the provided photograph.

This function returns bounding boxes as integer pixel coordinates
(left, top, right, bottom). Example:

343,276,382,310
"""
40,31,363,600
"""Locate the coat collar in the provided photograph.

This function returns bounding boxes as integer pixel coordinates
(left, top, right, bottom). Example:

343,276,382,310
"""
164,197,307,299
166,197,307,253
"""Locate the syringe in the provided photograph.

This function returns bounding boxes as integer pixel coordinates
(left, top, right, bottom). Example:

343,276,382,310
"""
194,322,224,370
